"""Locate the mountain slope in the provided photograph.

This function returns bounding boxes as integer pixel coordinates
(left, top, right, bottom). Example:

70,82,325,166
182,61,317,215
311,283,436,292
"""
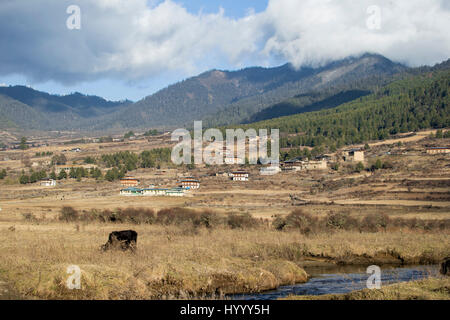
2,53,444,133
234,61,449,155
97,53,407,130
244,89,371,123
0,86,132,130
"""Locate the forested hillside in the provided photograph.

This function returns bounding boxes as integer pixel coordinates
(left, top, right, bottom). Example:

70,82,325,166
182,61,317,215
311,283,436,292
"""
0,86,132,131
236,66,449,156
244,89,371,123
1,54,448,134
96,53,406,130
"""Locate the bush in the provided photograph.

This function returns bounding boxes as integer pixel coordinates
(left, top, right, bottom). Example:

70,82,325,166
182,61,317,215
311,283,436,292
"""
157,207,199,225
326,211,357,230
361,212,390,232
115,208,155,224
355,162,365,173
283,209,319,234
59,206,79,222
22,213,37,222
272,215,287,231
227,212,259,229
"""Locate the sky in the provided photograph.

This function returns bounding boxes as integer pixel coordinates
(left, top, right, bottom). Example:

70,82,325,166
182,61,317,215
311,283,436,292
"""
0,0,449,102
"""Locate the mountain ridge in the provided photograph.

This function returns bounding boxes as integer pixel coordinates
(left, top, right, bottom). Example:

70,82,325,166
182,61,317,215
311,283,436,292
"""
98,53,407,130
1,53,441,133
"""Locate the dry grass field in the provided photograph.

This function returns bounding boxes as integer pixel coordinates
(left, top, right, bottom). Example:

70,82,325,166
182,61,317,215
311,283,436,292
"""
0,131,449,299
0,220,448,300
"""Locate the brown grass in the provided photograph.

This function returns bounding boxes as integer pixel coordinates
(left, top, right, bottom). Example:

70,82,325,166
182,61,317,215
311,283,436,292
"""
0,217,448,300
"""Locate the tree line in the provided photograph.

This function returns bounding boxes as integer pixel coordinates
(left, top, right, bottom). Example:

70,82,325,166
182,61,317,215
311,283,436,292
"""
233,69,449,155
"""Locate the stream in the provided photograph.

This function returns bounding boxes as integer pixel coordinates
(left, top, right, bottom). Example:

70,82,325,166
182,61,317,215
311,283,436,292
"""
231,264,440,300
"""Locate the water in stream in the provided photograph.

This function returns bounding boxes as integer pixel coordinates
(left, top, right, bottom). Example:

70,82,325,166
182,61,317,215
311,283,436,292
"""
232,265,440,300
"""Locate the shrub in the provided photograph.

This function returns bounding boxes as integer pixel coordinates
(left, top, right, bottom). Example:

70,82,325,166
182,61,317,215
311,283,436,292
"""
283,209,319,234
272,215,287,231
59,206,79,222
115,208,155,224
361,212,390,232
195,210,221,229
355,162,365,173
326,211,357,230
227,212,259,229
22,213,37,222
156,207,198,225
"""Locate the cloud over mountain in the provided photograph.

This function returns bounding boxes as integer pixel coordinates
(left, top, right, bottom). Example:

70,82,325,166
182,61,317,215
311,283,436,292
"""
0,0,449,85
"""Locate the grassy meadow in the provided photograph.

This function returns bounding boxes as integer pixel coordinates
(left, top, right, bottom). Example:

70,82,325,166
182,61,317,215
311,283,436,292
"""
0,207,448,300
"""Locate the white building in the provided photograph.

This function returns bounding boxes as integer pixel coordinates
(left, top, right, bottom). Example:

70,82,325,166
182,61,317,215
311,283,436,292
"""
231,171,249,181
180,178,200,189
120,187,185,197
343,149,365,162
40,179,56,187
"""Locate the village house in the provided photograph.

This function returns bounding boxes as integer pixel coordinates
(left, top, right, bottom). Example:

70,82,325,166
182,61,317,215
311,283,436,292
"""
120,187,185,197
120,177,140,187
230,171,249,181
426,147,450,155
40,179,56,187
282,157,328,171
180,177,200,189
163,187,185,197
281,157,304,172
303,160,328,170
142,188,168,196
120,187,143,196
342,149,365,162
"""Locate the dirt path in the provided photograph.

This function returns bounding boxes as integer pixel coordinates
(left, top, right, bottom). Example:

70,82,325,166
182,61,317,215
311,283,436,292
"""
196,189,305,195
334,199,450,207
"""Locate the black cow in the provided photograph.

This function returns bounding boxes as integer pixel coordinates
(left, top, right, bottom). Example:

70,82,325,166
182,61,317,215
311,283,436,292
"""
440,257,450,276
101,230,138,252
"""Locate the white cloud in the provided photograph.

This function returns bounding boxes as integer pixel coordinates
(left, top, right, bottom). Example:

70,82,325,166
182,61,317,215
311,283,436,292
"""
0,0,448,85
259,0,450,68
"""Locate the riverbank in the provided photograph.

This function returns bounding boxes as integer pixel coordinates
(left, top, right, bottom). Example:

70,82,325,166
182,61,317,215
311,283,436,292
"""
0,219,448,299
283,277,450,300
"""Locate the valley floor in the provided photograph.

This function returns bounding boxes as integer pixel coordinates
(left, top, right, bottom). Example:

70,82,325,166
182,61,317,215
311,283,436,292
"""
0,132,448,300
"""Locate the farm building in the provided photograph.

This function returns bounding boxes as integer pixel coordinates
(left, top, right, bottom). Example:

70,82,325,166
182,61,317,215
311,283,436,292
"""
40,179,56,187
120,187,185,197
180,177,200,189
426,147,450,154
120,177,140,187
142,188,168,196
303,160,327,170
282,157,305,171
230,171,249,181
164,187,185,197
343,149,365,162
282,157,327,171
120,187,143,196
